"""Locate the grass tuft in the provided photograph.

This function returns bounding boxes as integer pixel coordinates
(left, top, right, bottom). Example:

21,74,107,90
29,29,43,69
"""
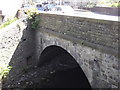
0,18,17,29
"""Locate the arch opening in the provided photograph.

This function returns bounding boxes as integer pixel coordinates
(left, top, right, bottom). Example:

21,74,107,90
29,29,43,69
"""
38,45,92,88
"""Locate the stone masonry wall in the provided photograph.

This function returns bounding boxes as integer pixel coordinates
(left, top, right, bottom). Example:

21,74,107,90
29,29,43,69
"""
36,13,119,88
36,31,119,88
0,19,26,88
38,13,119,57
0,18,36,79
0,19,26,68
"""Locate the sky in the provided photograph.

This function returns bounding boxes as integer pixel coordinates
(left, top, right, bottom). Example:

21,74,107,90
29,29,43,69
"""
0,0,23,16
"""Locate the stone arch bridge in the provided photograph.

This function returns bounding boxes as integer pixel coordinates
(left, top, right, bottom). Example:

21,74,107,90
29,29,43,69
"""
33,13,119,88
2,12,119,89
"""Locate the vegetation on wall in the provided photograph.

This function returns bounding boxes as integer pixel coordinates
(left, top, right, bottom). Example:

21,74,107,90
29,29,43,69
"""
110,2,120,7
28,11,40,30
0,65,12,79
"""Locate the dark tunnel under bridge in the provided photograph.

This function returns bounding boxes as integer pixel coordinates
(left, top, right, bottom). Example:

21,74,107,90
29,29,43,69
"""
37,45,92,88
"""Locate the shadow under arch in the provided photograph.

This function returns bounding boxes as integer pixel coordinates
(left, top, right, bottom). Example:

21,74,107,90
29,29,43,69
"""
37,45,92,88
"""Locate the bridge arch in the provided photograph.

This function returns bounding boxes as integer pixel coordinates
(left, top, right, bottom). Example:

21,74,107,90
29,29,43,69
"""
38,45,92,88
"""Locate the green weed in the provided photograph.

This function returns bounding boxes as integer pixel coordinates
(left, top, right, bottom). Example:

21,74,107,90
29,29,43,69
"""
0,65,12,79
27,11,40,30
0,18,17,29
